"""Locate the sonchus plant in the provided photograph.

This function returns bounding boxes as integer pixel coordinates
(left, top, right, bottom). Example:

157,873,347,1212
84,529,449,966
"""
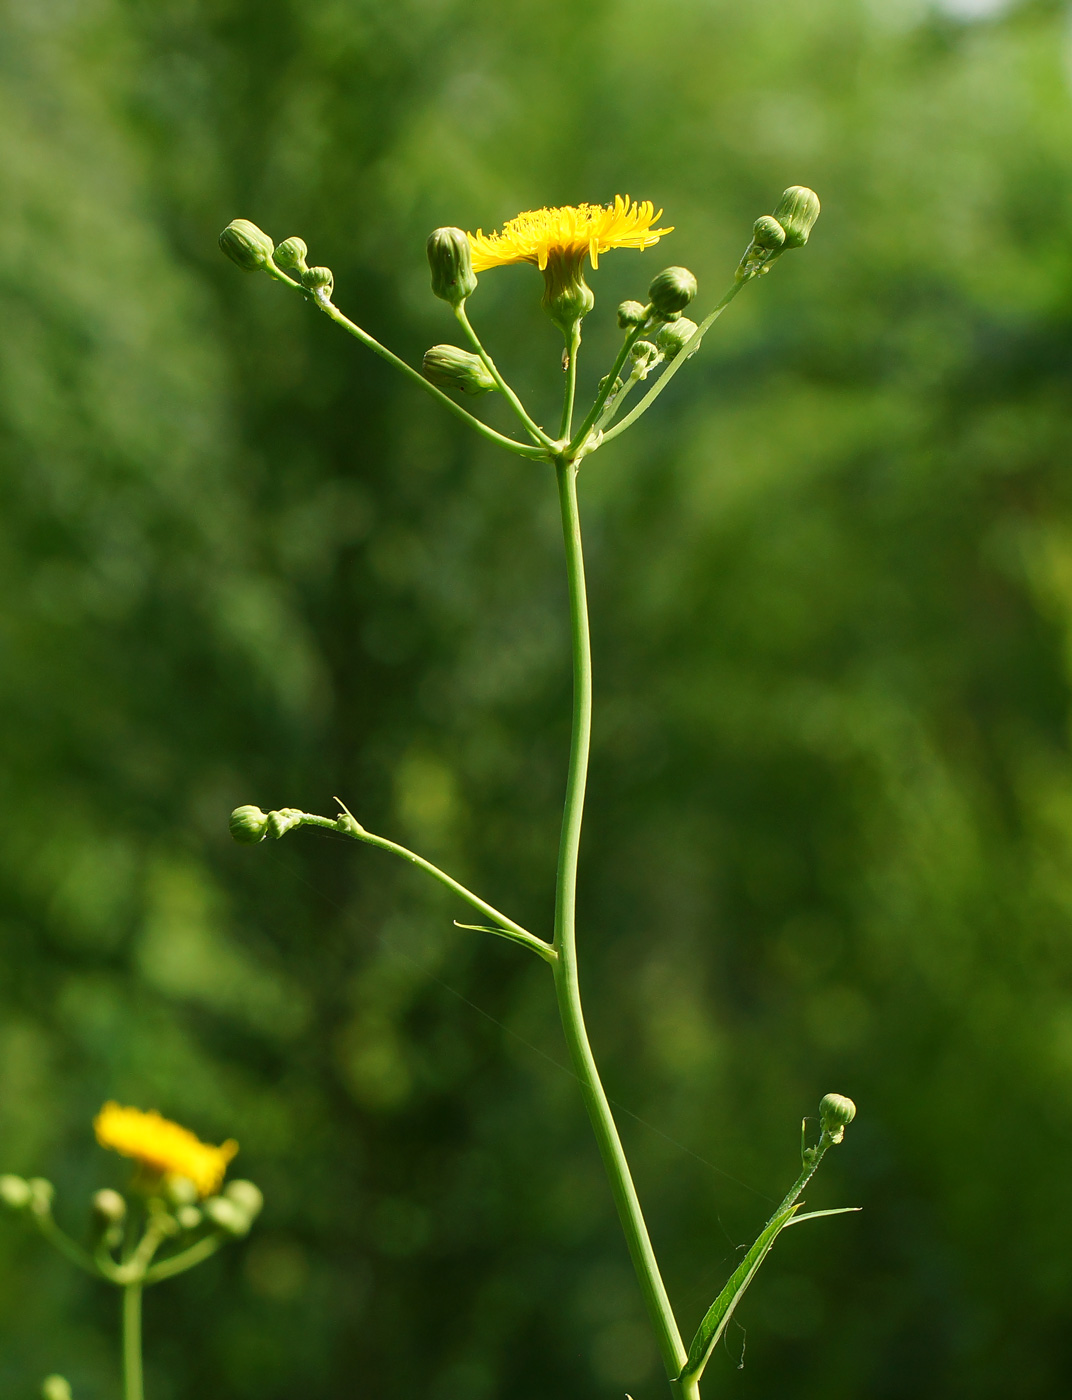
1,1106,262,1400
220,189,856,1399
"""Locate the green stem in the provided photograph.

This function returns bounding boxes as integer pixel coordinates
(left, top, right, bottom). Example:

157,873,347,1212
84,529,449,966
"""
122,1284,143,1400
601,279,747,444
292,811,556,963
454,306,556,449
33,1213,101,1278
559,324,582,441
143,1233,225,1285
551,459,687,1385
567,318,648,453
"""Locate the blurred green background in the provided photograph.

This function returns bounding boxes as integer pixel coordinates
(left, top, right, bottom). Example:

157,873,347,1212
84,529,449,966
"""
1,0,1071,1395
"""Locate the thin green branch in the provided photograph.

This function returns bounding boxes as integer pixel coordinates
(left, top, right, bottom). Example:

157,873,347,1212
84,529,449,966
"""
601,279,748,444
266,264,548,461
277,807,556,963
454,305,556,449
550,459,687,1384
122,1284,143,1400
567,318,648,453
559,324,582,441
33,1213,101,1278
143,1233,225,1285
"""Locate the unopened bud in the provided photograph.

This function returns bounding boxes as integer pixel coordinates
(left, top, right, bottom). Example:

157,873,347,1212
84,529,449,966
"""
422,344,497,396
274,237,309,276
225,1179,264,1222
266,808,304,839
41,1378,72,1400
617,300,648,330
427,227,478,307
27,1179,54,1217
176,1205,202,1232
230,806,269,845
92,1189,126,1228
203,1195,249,1236
752,216,786,251
301,266,334,299
648,266,697,320
218,219,275,273
655,316,700,362
0,1175,31,1211
819,1092,856,1144
773,186,820,249
629,340,660,380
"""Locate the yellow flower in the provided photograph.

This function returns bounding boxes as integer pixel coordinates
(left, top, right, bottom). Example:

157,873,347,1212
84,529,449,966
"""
467,196,672,273
94,1103,238,1198
467,197,672,334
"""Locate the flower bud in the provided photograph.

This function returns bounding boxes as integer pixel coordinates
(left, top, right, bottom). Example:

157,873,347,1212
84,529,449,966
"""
752,216,786,251
0,1175,31,1210
655,316,700,362
273,237,309,276
422,344,497,396
819,1092,856,1144
617,300,648,330
773,186,821,249
301,266,334,299
629,340,660,380
92,1188,126,1228
225,1179,264,1223
427,227,478,307
230,805,269,845
266,808,304,839
648,266,697,320
218,219,275,273
176,1205,202,1232
27,1178,54,1217
41,1378,72,1400
203,1195,249,1236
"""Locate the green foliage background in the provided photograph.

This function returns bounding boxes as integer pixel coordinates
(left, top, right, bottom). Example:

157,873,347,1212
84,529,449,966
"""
1,0,1071,1395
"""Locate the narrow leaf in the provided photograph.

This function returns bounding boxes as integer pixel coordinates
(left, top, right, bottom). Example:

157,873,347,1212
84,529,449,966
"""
784,1206,861,1227
681,1206,799,1380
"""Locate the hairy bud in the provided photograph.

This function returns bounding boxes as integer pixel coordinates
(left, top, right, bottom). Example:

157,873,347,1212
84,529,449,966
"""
301,266,334,300
0,1175,31,1211
617,300,648,330
773,186,821,249
41,1378,72,1400
819,1092,857,1144
273,237,309,276
655,316,700,362
229,806,269,845
92,1189,126,1227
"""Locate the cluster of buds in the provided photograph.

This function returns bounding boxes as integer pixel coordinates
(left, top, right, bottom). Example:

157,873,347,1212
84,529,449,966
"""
218,220,334,302
737,185,820,281
229,804,305,843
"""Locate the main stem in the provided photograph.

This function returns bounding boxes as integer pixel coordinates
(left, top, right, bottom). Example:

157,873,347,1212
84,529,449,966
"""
551,459,688,1389
122,1284,143,1400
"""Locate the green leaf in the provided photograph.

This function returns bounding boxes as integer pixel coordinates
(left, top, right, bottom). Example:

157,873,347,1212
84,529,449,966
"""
680,1203,859,1382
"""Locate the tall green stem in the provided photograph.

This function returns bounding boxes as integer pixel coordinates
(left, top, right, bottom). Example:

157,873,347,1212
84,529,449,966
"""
551,459,688,1387
559,325,582,441
122,1284,143,1400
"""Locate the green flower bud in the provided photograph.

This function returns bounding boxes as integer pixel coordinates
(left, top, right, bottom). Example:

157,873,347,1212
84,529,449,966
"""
225,1179,264,1224
92,1189,126,1227
165,1175,198,1208
41,1378,72,1400
176,1205,202,1232
655,316,700,362
266,808,304,839
230,805,269,845
752,215,786,251
218,219,275,273
0,1174,31,1210
301,266,334,300
819,1092,856,1144
648,266,697,320
203,1195,249,1236
540,251,595,335
427,227,478,307
422,344,497,396
773,186,821,249
617,300,648,330
629,340,660,380
27,1178,54,1217
274,237,309,276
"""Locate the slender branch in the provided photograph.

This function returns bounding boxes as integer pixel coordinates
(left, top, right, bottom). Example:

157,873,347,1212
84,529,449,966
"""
550,459,687,1384
33,1213,101,1278
143,1233,225,1285
454,306,556,449
265,264,548,461
567,318,648,453
283,809,556,963
559,324,582,441
601,279,748,444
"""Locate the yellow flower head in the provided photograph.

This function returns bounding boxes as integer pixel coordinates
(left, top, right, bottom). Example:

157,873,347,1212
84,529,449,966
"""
467,197,672,334
467,196,672,273
94,1103,238,1198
